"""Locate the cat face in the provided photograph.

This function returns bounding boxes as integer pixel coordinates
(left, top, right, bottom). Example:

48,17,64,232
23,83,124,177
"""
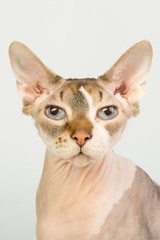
31,79,126,166
9,41,153,167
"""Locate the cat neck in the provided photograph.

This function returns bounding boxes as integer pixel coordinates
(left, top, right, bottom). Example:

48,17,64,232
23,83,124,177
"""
39,150,136,197
43,149,116,182
36,150,136,221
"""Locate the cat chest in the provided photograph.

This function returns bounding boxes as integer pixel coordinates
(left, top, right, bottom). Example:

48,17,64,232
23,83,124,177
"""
36,192,112,240
36,195,149,240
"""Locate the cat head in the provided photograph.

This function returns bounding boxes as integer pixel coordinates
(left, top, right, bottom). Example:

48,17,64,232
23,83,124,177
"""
9,41,153,167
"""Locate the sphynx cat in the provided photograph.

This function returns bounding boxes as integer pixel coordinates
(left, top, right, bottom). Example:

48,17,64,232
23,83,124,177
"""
9,40,160,239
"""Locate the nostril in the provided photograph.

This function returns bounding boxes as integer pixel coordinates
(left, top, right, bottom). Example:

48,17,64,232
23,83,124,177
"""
84,136,90,140
71,131,92,146
73,136,78,140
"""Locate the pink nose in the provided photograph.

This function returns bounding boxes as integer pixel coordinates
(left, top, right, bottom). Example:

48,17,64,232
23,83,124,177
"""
72,131,92,147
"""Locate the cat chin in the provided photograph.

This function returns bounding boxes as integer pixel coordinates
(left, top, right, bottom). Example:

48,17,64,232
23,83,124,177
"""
68,153,96,167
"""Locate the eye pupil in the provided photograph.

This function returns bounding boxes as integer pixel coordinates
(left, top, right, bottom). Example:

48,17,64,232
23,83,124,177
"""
104,108,112,115
50,107,59,115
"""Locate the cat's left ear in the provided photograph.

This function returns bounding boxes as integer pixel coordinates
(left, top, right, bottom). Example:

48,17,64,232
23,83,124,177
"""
98,41,153,105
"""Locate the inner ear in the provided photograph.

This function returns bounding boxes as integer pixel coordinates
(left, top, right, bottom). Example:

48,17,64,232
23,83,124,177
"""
9,41,65,105
98,41,153,105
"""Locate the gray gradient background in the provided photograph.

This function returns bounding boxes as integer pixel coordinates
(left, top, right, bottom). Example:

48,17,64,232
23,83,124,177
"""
0,0,160,239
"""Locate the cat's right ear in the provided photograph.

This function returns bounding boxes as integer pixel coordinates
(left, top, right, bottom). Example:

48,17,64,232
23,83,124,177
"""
9,42,64,106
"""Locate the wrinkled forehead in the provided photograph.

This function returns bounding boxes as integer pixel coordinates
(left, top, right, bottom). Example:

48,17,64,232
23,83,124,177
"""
43,78,119,115
57,78,104,111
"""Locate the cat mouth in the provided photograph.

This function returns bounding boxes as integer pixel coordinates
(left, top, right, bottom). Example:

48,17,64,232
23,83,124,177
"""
76,151,83,156
78,149,86,156
70,147,91,160
70,151,92,167
79,149,83,154
77,151,90,159
78,152,84,156
74,149,87,157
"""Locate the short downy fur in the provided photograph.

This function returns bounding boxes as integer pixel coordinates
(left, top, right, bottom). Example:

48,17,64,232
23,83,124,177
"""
9,41,160,240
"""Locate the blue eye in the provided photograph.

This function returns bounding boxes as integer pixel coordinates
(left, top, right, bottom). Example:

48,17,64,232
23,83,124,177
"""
45,106,66,120
98,106,118,120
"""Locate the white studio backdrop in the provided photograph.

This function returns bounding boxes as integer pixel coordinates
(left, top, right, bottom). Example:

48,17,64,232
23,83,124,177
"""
0,0,160,239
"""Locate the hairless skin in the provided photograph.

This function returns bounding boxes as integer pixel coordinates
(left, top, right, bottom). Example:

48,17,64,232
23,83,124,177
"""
9,41,160,240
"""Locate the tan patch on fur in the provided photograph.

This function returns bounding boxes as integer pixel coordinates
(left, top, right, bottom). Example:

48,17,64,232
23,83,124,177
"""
22,104,33,115
66,78,96,83
36,119,66,138
92,167,160,240
99,91,103,102
67,118,93,135
49,74,62,85
131,103,139,117
60,91,64,101
105,119,126,136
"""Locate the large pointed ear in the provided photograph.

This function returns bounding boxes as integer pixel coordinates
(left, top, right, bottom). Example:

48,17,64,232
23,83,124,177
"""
98,41,153,106
9,42,64,105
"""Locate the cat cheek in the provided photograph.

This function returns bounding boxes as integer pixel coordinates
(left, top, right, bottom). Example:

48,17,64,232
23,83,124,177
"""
83,124,110,159
89,139,110,158
54,136,80,159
